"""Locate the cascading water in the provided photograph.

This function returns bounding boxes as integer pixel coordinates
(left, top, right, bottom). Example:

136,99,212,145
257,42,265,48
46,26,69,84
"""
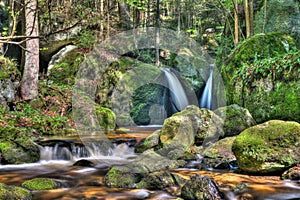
162,68,190,112
37,140,136,163
200,66,214,109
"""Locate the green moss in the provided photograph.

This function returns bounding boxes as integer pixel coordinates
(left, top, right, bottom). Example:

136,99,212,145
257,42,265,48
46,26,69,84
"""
95,106,116,130
48,49,84,85
0,183,32,200
232,120,300,173
0,56,20,80
103,167,141,188
22,178,56,190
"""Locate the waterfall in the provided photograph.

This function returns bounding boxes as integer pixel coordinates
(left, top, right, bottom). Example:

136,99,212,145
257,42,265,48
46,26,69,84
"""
200,66,213,109
162,68,189,112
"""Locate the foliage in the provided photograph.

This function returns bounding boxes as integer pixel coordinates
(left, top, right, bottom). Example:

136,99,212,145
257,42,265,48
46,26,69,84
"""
76,30,97,49
0,56,20,80
0,82,73,135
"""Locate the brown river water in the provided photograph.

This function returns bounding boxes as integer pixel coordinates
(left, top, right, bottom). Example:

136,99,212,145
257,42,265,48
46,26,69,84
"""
1,127,300,200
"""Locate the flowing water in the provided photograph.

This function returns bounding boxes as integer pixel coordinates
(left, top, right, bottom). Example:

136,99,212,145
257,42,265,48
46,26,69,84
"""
200,67,213,109
1,128,300,200
162,68,190,112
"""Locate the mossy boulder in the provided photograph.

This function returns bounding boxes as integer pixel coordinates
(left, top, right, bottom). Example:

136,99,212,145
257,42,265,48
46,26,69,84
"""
95,106,116,130
214,104,256,137
0,56,21,108
223,35,300,123
0,126,40,164
181,174,224,200
103,167,143,188
48,48,84,85
202,136,237,169
232,120,300,174
160,105,224,147
0,183,32,200
135,129,160,153
225,33,297,71
136,171,186,191
22,178,58,190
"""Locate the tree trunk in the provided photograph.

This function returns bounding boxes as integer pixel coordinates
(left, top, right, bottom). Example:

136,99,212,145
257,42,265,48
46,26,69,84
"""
244,0,250,38
21,0,39,100
233,0,239,45
249,0,254,36
155,0,160,66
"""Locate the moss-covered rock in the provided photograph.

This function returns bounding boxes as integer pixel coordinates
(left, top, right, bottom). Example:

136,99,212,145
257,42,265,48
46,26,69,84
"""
225,33,297,71
232,120,300,174
0,126,40,164
223,35,300,123
214,104,256,137
48,48,84,85
136,171,186,191
181,174,224,200
0,183,32,200
161,105,224,146
103,167,142,188
95,106,116,130
202,136,237,169
22,178,58,190
135,129,160,153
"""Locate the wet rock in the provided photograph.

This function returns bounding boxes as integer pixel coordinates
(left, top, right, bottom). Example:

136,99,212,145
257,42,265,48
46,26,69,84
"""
0,126,40,164
214,104,256,137
136,171,186,191
22,178,59,190
181,174,224,200
135,129,160,153
103,167,143,188
158,105,224,159
73,159,95,167
202,136,237,169
232,120,300,174
0,183,32,200
281,165,300,180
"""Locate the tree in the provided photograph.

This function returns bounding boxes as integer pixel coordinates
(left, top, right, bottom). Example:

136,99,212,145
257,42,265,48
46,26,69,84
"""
233,0,239,45
21,0,39,100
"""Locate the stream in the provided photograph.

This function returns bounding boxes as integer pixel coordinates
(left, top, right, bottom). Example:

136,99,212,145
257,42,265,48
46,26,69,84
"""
1,127,300,200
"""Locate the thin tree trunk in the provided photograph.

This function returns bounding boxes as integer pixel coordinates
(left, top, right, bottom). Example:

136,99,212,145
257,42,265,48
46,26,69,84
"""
21,0,39,100
233,0,239,45
262,0,267,33
249,0,254,36
244,0,250,38
177,0,180,34
106,0,110,38
155,0,160,66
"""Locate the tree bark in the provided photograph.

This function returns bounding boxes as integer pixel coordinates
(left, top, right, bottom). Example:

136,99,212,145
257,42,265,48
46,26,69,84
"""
21,0,39,100
233,0,239,45
249,0,254,36
244,0,250,38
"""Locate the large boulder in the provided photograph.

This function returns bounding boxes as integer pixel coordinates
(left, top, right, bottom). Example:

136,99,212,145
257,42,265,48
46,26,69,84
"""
160,105,224,147
181,174,224,200
0,183,32,200
214,104,256,137
202,136,237,169
95,106,116,130
232,120,300,174
223,33,300,123
0,126,40,164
